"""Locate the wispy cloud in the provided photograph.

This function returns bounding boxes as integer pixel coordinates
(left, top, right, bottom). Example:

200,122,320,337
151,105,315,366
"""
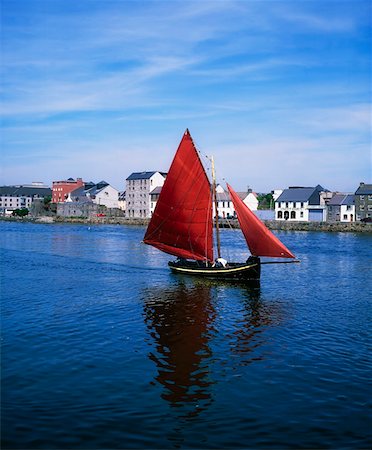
1,0,370,191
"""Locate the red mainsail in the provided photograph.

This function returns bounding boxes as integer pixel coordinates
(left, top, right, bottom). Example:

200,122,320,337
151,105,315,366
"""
227,184,295,258
144,130,214,262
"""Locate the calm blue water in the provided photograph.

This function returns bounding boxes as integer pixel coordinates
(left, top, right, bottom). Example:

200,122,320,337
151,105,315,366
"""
1,222,371,449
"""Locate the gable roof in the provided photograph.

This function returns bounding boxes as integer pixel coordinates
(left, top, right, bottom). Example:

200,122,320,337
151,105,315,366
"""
126,171,167,181
355,183,372,195
276,185,325,204
276,187,316,202
328,194,354,206
150,186,162,195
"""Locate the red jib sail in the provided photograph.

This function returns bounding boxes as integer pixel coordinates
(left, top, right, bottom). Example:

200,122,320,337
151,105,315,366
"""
144,130,214,262
227,183,295,258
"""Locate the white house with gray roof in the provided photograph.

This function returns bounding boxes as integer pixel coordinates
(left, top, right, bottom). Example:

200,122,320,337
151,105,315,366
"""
126,171,167,218
275,185,331,222
149,183,258,219
66,181,119,209
327,194,355,222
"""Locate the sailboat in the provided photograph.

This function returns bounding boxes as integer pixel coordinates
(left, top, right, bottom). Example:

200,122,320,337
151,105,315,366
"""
144,129,297,281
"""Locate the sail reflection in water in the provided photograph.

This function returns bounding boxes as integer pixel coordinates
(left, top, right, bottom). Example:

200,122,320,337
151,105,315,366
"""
142,280,282,416
226,287,285,365
142,282,216,417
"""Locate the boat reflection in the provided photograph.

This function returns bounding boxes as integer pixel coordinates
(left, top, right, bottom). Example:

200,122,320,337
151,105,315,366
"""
228,285,285,365
142,279,282,421
142,281,216,417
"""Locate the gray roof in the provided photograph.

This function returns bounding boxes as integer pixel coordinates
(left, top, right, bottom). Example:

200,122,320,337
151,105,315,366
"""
68,187,93,203
328,194,354,206
150,186,162,195
0,186,52,197
355,183,372,195
276,187,316,202
276,185,325,203
126,171,167,180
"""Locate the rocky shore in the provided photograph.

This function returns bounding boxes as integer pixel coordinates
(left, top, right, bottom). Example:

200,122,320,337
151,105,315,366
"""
1,215,371,233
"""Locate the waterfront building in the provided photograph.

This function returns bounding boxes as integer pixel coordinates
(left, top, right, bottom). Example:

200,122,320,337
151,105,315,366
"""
275,185,332,222
66,181,119,208
118,191,126,212
52,177,84,203
85,181,119,209
354,182,372,221
149,183,258,219
327,194,355,222
0,183,52,215
126,171,167,218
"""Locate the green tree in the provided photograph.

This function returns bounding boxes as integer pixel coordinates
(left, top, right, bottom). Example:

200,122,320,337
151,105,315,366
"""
257,193,274,210
12,208,29,217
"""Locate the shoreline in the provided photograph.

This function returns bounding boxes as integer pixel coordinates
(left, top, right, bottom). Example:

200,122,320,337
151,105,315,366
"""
1,216,371,233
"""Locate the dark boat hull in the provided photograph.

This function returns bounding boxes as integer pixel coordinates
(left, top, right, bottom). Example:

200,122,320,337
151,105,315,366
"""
168,259,261,281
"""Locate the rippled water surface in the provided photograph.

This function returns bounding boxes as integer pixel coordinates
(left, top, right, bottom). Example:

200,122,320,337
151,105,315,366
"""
1,222,371,449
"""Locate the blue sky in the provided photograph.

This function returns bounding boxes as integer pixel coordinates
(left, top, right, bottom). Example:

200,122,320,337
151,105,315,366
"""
1,0,371,192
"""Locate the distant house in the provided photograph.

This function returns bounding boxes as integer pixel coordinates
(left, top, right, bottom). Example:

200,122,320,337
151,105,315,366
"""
126,171,167,218
0,183,52,215
149,183,259,219
354,182,372,221
327,194,355,222
149,186,162,217
118,191,126,212
66,181,119,209
85,181,119,209
275,185,331,222
52,177,84,203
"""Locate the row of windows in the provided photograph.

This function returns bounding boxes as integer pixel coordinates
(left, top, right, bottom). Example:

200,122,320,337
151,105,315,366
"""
0,202,30,207
359,195,372,201
127,209,148,218
280,202,305,208
277,211,304,219
127,201,147,206
127,193,148,198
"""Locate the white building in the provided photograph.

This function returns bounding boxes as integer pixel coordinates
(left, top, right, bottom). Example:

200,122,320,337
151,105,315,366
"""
0,183,52,215
275,185,331,222
118,191,126,212
67,181,119,209
327,194,355,222
126,171,167,218
149,183,258,219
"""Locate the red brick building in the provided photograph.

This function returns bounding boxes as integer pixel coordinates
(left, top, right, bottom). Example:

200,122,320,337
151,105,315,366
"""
52,178,84,203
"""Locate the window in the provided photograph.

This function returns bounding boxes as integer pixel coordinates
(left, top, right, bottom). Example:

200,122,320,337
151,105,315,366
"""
343,215,348,220
286,202,289,207
291,211,296,219
300,211,304,218
301,202,304,208
278,211,283,219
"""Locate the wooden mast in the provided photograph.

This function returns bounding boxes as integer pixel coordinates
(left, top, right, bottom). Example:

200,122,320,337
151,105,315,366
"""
211,156,221,259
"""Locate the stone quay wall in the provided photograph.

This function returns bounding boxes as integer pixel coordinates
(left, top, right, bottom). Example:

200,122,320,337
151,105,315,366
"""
1,216,371,233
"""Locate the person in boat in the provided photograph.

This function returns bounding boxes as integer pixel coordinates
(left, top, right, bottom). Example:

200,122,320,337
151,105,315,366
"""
213,257,228,268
